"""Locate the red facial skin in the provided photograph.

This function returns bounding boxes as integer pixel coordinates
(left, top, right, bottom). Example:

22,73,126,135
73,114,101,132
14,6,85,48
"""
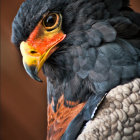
26,24,66,55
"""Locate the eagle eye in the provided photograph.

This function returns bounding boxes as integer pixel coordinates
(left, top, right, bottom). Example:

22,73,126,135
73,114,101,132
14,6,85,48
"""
43,13,60,31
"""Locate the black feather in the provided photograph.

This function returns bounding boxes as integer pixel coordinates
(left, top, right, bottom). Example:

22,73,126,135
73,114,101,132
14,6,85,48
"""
11,0,140,139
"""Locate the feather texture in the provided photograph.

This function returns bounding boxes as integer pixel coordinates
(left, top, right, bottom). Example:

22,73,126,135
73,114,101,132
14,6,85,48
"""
77,78,140,140
11,0,140,139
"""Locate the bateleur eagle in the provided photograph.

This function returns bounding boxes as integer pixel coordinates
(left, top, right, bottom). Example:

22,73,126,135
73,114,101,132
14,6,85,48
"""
11,0,140,139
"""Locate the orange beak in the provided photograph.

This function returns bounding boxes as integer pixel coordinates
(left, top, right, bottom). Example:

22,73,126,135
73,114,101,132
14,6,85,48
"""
20,23,66,82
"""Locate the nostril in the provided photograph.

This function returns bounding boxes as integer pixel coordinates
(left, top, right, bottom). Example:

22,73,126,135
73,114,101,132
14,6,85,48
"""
30,50,37,54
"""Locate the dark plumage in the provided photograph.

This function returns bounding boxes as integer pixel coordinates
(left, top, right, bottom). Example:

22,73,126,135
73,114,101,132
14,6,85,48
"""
12,0,140,139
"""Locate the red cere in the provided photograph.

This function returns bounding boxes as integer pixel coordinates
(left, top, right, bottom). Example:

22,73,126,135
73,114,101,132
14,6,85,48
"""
27,25,66,54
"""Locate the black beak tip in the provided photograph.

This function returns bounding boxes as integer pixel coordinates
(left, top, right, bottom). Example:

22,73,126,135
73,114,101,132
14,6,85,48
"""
23,63,43,82
31,74,43,82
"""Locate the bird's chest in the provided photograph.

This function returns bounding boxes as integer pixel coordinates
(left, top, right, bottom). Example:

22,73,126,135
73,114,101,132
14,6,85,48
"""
47,95,85,140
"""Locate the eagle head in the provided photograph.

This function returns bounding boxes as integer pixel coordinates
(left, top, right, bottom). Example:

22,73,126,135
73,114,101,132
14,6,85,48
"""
12,0,128,82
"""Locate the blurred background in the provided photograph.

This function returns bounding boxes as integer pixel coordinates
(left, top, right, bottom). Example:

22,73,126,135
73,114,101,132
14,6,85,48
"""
0,0,140,140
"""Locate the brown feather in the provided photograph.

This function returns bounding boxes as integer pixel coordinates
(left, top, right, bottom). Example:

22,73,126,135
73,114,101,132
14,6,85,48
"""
47,95,86,140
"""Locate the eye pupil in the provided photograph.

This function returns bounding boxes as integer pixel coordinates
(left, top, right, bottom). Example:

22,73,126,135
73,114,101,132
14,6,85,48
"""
44,14,57,27
47,16,55,24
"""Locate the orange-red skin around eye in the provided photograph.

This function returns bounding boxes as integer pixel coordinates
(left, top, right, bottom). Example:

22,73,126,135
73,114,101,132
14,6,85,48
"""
26,24,66,54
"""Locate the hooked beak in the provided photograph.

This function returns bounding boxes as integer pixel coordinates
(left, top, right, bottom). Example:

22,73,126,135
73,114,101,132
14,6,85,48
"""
20,33,66,82
23,63,42,82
